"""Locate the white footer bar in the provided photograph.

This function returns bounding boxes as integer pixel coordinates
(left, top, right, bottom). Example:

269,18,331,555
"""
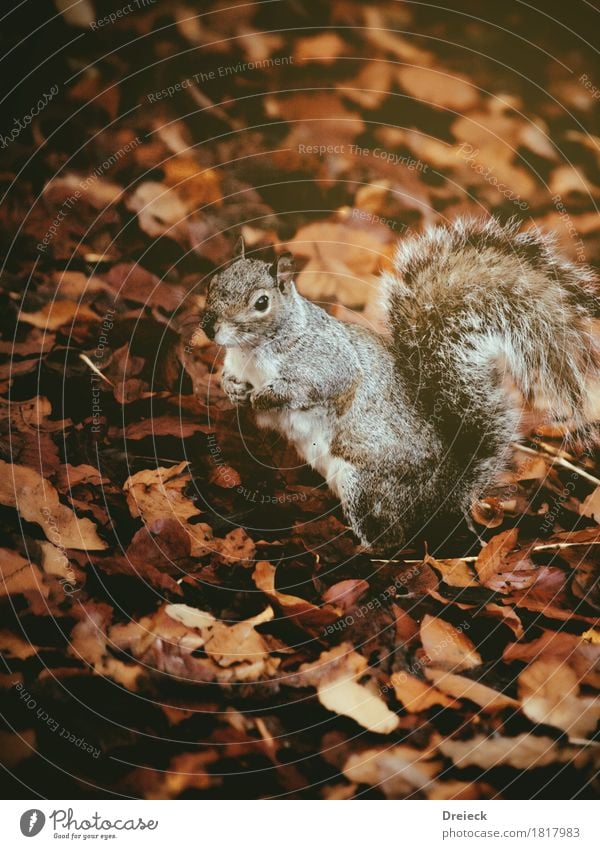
2,799,598,848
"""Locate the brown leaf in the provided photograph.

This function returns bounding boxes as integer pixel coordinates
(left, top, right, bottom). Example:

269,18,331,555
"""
475,602,524,639
0,631,39,660
0,729,36,769
162,157,222,210
475,528,537,592
504,629,600,688
518,658,600,738
391,671,456,712
440,732,594,770
103,265,185,312
426,555,477,588
0,548,48,601
471,497,505,528
69,603,145,690
253,560,340,631
19,300,99,330
204,610,273,669
1,396,69,434
0,459,106,551
423,667,519,713
322,579,369,612
317,674,400,735
126,181,188,240
580,486,600,522
123,604,281,685
285,216,394,308
289,644,400,734
124,518,191,588
123,417,208,440
213,527,256,562
123,461,201,524
339,62,395,110
342,744,442,797
296,32,346,63
208,464,241,488
507,566,597,623
570,557,600,612
397,66,478,111
420,614,481,671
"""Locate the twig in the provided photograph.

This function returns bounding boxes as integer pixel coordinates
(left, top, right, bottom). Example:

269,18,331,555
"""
373,539,600,566
512,442,600,487
186,84,245,131
79,353,114,387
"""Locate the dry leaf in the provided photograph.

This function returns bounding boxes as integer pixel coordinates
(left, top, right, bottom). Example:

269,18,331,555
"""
126,181,188,240
19,301,99,330
290,644,399,734
519,658,600,738
343,744,442,797
423,667,519,713
123,461,201,524
391,671,455,712
253,560,340,630
420,614,481,671
0,460,106,551
397,66,478,111
475,528,537,592
440,732,593,770
504,629,600,689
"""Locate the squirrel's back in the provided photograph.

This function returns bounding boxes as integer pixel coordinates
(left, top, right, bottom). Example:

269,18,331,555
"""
382,218,600,439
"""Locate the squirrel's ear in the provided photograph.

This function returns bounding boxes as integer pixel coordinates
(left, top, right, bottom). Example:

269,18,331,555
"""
276,252,294,292
233,234,245,260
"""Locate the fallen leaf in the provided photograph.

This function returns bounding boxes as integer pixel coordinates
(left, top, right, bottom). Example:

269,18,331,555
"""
19,301,99,330
123,461,201,524
296,32,346,64
504,629,600,688
423,667,519,713
342,744,442,797
475,528,537,592
0,549,48,601
420,614,482,671
397,66,478,111
391,671,455,712
126,181,188,240
518,658,600,738
322,579,369,612
440,732,594,770
253,560,340,631
426,555,477,588
0,729,36,769
318,676,399,734
0,460,107,551
289,644,399,734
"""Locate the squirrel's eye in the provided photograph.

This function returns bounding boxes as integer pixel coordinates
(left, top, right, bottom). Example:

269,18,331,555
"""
254,295,269,312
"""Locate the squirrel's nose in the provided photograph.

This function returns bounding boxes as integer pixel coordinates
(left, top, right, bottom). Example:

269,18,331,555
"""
201,312,216,340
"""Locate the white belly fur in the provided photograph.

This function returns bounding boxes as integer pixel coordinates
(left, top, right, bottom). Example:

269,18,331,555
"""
223,347,352,498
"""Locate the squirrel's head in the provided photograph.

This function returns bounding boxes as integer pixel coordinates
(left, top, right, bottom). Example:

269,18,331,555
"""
201,236,295,347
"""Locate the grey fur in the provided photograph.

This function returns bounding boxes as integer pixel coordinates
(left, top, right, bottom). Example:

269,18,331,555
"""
202,219,600,550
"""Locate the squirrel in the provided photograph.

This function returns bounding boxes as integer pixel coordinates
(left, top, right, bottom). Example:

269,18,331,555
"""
201,218,600,551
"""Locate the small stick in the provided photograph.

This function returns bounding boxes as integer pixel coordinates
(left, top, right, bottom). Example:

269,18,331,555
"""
79,353,114,387
373,539,600,566
512,442,600,487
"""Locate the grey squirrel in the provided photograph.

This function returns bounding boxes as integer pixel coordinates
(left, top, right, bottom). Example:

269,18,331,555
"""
201,218,600,551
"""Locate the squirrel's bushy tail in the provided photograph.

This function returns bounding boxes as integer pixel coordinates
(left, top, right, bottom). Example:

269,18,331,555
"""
382,217,600,437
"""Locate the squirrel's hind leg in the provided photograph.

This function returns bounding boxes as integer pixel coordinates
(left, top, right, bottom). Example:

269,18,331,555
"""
338,466,408,552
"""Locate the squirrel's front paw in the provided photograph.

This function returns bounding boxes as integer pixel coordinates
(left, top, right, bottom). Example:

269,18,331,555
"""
221,372,252,406
250,385,287,411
